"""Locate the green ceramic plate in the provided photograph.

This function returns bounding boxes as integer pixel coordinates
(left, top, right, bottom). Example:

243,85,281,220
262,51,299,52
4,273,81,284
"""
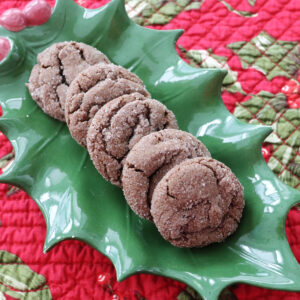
0,0,299,299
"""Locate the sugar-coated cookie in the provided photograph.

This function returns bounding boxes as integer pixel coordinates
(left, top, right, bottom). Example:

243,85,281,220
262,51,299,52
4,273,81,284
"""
122,129,211,220
65,63,150,147
151,157,245,248
87,94,178,186
27,41,110,121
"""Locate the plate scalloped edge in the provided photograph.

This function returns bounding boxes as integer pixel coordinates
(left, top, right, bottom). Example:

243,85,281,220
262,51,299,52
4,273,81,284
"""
0,0,299,299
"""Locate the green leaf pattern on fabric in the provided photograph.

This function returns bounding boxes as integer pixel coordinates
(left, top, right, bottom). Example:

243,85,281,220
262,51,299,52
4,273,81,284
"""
0,151,20,197
177,286,237,300
218,0,257,17
180,47,246,94
0,250,52,299
125,0,258,25
234,91,300,190
0,153,14,169
228,31,300,80
125,0,203,25
248,0,256,6
177,286,203,300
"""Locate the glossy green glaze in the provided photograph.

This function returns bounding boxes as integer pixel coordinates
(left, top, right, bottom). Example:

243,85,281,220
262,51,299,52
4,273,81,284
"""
0,0,299,299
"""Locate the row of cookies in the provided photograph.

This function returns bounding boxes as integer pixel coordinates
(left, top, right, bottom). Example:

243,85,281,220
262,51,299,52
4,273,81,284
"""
27,41,244,248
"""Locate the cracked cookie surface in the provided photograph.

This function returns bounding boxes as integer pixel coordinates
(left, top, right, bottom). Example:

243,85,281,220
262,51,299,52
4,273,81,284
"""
122,129,211,220
87,94,178,186
27,41,110,121
151,157,245,248
65,63,150,147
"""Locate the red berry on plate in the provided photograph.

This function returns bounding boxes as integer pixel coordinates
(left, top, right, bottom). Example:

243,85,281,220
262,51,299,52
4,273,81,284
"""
0,9,27,32
24,0,52,26
0,37,11,61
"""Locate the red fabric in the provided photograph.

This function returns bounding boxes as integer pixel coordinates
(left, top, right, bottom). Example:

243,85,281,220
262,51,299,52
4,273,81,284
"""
161,0,300,113
0,1,299,299
0,134,185,300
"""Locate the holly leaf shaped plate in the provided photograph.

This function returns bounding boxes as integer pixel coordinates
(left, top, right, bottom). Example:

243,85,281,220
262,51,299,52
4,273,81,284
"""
0,0,299,299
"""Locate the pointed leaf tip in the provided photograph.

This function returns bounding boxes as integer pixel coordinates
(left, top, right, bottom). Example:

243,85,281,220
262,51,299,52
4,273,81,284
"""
253,124,273,143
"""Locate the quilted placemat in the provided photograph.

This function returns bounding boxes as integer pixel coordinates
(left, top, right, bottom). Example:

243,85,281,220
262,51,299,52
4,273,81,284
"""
0,0,299,299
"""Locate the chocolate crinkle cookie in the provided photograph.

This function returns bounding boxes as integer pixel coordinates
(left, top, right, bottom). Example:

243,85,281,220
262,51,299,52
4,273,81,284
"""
122,129,211,220
151,157,245,248
26,41,110,121
87,94,178,187
65,63,150,147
